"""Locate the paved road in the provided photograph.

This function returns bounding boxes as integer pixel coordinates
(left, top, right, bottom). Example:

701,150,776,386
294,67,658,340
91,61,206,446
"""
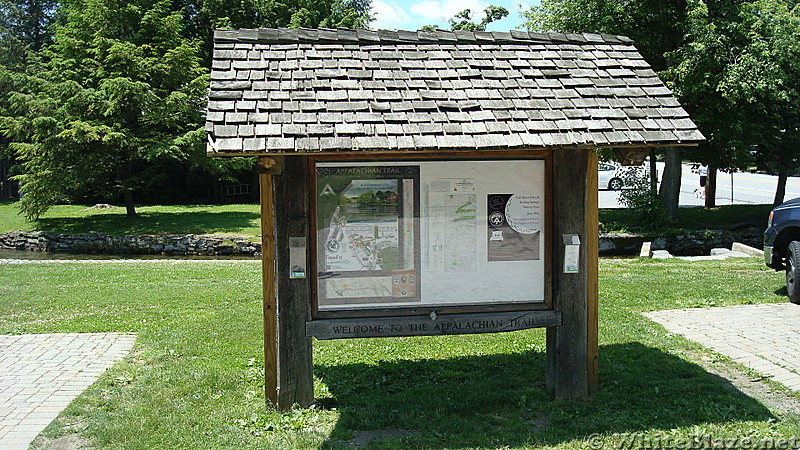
645,303,800,391
599,163,800,209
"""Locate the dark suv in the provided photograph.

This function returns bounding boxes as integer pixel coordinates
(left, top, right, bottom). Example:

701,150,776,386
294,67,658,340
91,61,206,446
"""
764,197,800,303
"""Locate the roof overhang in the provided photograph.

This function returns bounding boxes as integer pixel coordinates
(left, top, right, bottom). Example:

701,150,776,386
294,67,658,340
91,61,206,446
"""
205,27,704,158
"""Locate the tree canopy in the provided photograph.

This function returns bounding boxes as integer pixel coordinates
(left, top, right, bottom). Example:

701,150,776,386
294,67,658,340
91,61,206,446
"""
2,0,210,218
421,5,509,32
524,0,800,208
666,0,800,204
0,0,373,216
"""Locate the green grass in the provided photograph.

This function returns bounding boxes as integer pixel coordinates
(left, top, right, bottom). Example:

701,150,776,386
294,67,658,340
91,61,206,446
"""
0,201,261,236
600,203,773,234
1,200,771,239
0,258,797,448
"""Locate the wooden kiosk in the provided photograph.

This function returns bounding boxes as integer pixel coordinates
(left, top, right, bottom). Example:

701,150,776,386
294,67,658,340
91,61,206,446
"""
205,27,703,410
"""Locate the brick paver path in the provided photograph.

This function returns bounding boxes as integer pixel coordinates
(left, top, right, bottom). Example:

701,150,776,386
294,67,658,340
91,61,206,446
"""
645,303,800,391
0,333,135,449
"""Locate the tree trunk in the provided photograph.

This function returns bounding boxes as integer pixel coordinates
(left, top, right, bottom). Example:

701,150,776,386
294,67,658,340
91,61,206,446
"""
774,169,788,206
704,164,717,209
649,149,658,194
658,147,682,220
122,158,138,218
124,190,137,217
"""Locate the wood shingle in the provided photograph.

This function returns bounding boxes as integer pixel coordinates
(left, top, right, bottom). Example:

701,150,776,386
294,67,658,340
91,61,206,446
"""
206,27,704,155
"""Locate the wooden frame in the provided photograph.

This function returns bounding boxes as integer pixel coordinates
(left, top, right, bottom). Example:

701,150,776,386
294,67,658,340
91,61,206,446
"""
306,150,554,322
313,162,423,308
259,148,599,408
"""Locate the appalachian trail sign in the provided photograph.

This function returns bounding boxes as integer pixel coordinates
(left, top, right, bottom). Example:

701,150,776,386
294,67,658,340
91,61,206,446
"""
205,27,704,410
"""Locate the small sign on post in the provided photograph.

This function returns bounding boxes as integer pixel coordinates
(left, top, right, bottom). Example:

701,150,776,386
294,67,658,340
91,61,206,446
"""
289,237,307,279
563,234,581,273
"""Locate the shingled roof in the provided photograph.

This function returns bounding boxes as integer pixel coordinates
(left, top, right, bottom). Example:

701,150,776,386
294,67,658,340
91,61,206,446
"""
206,28,704,155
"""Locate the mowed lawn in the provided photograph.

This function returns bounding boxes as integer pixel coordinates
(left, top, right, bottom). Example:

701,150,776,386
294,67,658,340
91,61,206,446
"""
0,258,798,448
0,201,261,237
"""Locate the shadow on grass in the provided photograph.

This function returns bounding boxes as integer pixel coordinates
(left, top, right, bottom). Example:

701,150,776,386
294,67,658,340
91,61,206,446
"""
33,211,261,236
317,343,773,448
775,286,788,297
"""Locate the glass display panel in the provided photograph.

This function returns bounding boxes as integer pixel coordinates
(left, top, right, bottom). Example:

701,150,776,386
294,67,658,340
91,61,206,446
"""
315,159,545,312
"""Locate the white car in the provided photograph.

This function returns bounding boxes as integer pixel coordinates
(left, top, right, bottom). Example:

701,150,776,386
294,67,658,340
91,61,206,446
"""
598,163,654,190
598,163,626,190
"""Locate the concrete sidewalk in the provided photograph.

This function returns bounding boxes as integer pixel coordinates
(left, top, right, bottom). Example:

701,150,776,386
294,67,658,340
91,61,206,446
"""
645,303,800,391
0,333,135,449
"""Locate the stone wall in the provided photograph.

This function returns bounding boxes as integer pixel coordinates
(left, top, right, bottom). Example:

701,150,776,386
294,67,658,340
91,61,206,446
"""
0,231,260,256
1,227,764,257
599,227,763,256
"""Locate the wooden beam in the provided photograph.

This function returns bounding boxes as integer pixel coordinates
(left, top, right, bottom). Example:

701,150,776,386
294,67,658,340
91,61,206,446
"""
257,155,284,174
272,156,314,410
586,151,599,392
259,168,277,407
307,310,563,340
546,148,594,399
207,142,701,158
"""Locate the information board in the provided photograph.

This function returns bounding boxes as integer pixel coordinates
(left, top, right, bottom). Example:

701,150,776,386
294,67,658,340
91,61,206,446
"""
315,159,546,312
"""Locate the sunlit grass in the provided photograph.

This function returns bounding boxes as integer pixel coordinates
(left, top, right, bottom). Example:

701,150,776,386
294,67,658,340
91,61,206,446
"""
0,257,794,448
0,201,260,236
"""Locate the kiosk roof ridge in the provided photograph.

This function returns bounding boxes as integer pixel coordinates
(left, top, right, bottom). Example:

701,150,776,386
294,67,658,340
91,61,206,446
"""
212,28,635,46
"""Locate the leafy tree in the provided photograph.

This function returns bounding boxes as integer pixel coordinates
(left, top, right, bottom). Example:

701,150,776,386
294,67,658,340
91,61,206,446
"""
182,0,373,64
421,5,508,31
522,0,690,219
0,0,374,216
0,0,58,198
449,6,509,31
0,0,58,62
668,0,800,206
526,0,800,211
716,0,799,206
0,0,373,216
1,0,211,218
665,0,757,207
618,166,670,231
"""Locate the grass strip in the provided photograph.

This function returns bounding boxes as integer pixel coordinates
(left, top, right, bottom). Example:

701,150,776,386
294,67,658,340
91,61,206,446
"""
0,201,261,237
0,258,795,448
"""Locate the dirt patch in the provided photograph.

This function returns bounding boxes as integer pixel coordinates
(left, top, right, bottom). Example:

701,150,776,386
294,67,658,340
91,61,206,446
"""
81,204,116,211
345,428,413,448
689,349,800,416
31,433,89,450
525,415,549,433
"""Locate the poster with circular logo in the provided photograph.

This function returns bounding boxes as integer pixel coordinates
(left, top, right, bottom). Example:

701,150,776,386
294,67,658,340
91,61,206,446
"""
504,194,541,234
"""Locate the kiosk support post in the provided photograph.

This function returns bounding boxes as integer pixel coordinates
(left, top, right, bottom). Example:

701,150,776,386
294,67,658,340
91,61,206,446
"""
258,159,278,407
546,149,599,398
260,156,315,410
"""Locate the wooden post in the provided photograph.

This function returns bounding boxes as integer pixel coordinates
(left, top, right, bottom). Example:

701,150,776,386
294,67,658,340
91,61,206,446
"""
258,158,278,407
259,156,314,410
546,148,599,398
586,150,599,392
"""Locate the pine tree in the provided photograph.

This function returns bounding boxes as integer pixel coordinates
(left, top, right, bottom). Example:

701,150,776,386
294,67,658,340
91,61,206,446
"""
3,0,209,218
